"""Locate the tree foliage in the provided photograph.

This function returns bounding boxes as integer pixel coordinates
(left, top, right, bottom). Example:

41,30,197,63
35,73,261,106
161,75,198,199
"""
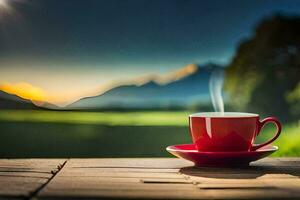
226,15,300,121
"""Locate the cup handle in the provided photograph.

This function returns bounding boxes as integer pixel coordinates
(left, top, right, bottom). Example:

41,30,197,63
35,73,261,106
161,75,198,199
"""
251,117,282,151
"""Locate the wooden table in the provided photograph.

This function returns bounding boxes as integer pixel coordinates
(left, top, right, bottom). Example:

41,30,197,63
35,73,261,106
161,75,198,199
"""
1,158,300,200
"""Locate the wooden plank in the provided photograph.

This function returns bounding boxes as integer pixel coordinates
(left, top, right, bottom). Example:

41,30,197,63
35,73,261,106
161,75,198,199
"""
38,189,210,200
66,158,193,169
66,167,180,173
44,183,197,191
38,158,300,199
0,171,52,178
0,159,65,199
141,178,191,184
38,158,202,199
60,171,183,178
257,174,298,179
204,188,295,199
0,178,42,196
197,182,274,189
0,158,298,199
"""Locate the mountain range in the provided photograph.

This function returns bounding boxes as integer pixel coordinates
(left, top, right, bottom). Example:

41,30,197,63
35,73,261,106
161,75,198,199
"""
0,90,59,110
69,63,223,109
0,63,223,110
0,90,39,110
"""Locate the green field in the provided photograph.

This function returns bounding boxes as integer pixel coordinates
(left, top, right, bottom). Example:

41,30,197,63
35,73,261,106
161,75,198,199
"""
0,110,190,126
0,110,299,158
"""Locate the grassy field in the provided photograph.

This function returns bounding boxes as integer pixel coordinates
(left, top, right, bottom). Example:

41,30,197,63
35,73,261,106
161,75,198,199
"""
0,110,299,158
0,110,190,126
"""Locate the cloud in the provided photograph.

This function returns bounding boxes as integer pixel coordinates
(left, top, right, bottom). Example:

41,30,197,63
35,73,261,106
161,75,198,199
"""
0,82,47,102
124,63,199,86
155,64,198,84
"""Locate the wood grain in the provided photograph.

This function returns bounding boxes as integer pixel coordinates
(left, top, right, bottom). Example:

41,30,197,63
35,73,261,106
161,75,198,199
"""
1,158,300,199
0,159,65,199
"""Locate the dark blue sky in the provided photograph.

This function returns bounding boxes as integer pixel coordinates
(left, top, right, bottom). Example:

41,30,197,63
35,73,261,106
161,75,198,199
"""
1,0,300,104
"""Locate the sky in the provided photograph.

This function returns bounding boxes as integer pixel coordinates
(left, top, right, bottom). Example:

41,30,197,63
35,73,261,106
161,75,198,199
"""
1,0,300,105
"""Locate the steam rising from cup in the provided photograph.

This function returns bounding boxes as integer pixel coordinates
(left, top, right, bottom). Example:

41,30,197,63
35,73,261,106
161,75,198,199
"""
209,68,225,114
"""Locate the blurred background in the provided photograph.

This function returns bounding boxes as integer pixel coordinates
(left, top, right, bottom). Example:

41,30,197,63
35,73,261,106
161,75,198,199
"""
0,0,299,158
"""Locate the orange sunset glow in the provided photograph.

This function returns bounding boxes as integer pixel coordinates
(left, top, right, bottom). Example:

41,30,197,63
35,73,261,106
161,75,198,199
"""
0,64,205,106
0,82,47,102
0,81,112,106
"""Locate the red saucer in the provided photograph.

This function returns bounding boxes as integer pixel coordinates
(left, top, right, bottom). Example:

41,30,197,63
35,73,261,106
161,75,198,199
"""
166,144,278,167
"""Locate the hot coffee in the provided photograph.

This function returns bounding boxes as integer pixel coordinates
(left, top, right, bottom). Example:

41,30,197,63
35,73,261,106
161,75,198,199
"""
189,112,281,152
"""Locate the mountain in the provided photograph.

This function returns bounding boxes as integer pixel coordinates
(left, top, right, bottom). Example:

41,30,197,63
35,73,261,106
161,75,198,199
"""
0,91,38,109
0,89,62,110
69,63,223,109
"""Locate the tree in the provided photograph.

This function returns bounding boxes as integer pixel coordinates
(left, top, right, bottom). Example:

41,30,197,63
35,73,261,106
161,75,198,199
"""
225,15,300,121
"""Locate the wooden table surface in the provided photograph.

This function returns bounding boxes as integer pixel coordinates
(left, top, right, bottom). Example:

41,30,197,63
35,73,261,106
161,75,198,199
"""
1,158,300,200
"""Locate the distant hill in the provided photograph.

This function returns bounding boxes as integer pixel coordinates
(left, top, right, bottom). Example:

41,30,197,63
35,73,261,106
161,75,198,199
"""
69,63,223,109
0,91,38,109
0,90,61,110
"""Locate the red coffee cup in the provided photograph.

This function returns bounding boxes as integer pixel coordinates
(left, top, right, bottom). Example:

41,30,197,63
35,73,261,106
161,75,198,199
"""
189,112,281,152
